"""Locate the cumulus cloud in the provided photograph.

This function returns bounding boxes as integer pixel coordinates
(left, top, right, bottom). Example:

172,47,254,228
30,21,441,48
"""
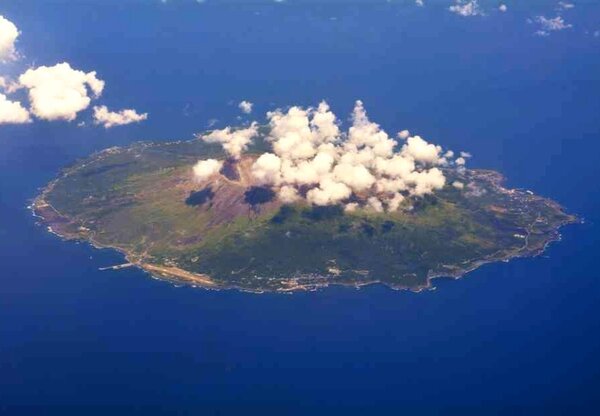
1,22,142,129
278,185,300,204
198,122,259,159
265,102,336,161
18,62,105,121
252,152,282,185
93,105,148,128
415,0,425,7
449,1,484,17
401,135,442,165
0,93,30,124
193,159,223,181
307,178,352,206
397,129,410,140
408,167,446,196
195,101,467,212
499,4,508,13
532,15,572,36
238,100,253,114
0,15,19,62
333,162,376,192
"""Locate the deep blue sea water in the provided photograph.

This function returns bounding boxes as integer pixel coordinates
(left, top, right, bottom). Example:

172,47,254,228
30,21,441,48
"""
1,1,600,414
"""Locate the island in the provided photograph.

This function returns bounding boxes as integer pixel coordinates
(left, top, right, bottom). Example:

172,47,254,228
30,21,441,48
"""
31,131,578,293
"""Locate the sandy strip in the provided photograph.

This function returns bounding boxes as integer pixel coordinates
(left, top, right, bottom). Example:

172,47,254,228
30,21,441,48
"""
140,263,217,287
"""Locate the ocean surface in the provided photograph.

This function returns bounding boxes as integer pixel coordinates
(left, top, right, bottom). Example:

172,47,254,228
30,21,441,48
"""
1,1,599,414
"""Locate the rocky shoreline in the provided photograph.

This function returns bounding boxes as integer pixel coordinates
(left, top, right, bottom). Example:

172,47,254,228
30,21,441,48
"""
31,185,578,294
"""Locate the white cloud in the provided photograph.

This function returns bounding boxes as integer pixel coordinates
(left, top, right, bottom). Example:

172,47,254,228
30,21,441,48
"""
18,62,105,121
238,100,253,114
278,185,300,204
408,167,446,196
2,23,143,129
344,202,359,213
252,152,282,185
267,106,317,160
387,193,405,212
499,4,508,13
306,178,352,206
199,122,259,159
401,135,442,165
532,15,573,36
0,15,19,62
0,93,30,124
93,105,148,128
449,1,484,17
415,0,425,7
258,101,340,166
367,196,384,213
397,129,410,140
557,2,575,11
196,101,468,212
193,159,223,181
347,100,396,159
333,163,376,192
311,101,340,143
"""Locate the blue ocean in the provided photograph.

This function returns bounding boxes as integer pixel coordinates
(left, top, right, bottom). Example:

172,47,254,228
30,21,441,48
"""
1,1,599,414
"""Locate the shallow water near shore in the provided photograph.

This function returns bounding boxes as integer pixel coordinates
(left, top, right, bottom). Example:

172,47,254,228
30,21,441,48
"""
1,1,600,414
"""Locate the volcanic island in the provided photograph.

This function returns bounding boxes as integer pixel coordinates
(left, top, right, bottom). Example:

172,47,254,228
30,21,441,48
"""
32,142,576,292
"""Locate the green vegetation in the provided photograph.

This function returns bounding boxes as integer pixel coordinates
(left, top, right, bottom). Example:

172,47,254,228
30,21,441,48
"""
34,137,577,292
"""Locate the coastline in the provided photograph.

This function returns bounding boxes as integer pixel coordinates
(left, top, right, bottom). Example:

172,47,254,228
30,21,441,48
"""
30,182,579,294
29,142,580,294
